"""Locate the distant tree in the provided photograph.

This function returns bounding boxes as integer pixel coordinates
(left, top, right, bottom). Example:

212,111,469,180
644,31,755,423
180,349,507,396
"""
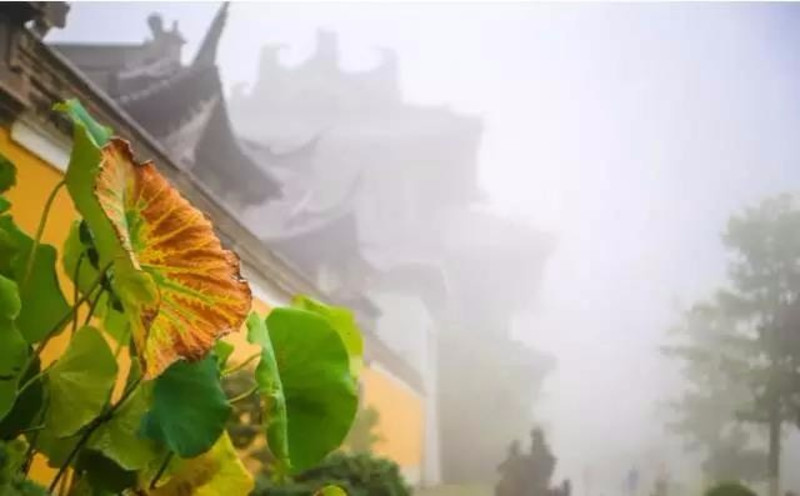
662,298,766,483
717,194,800,496
664,194,800,496
495,427,570,496
704,482,757,496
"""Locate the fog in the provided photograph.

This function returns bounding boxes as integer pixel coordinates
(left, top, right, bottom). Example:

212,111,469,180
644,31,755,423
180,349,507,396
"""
49,2,800,494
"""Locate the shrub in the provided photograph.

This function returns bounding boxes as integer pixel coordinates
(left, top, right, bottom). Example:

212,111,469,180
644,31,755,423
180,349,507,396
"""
704,482,757,496
255,452,412,496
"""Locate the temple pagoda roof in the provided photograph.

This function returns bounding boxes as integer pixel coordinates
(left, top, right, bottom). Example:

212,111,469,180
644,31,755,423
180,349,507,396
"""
51,3,282,207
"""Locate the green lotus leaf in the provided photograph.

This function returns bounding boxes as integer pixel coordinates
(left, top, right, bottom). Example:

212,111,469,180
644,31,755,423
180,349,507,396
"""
62,220,101,297
73,450,138,495
213,340,235,371
149,433,253,496
0,216,70,344
35,423,81,468
102,303,130,343
54,99,112,148
0,153,16,194
88,381,162,471
245,313,288,468
0,439,48,496
0,273,20,321
0,438,27,483
315,486,348,496
0,479,48,496
63,219,122,333
46,326,118,437
57,101,251,379
0,217,20,278
293,295,364,378
0,275,26,422
140,356,231,458
250,308,359,473
0,356,44,439
16,243,70,344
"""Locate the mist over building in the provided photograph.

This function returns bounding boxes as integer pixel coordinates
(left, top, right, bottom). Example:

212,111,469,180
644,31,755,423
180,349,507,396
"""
231,28,556,483
47,4,556,487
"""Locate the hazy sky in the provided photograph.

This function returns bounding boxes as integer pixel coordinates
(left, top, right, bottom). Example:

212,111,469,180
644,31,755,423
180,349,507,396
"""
49,2,800,489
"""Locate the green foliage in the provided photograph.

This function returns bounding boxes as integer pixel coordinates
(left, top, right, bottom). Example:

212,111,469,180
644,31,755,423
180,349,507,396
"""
0,358,43,440
255,452,411,496
264,308,359,473
56,99,160,366
0,276,26,421
0,478,48,496
0,216,70,344
0,99,362,496
46,326,118,437
141,356,231,458
316,485,348,496
662,298,766,482
0,439,26,484
664,193,800,491
223,369,262,453
73,450,138,495
148,433,254,496
61,220,101,298
0,275,20,319
704,482,757,496
14,243,70,345
35,420,81,469
0,153,16,195
0,439,47,495
0,151,16,223
247,309,359,474
214,340,235,370
247,312,289,467
87,372,161,471
53,100,112,148
293,295,364,377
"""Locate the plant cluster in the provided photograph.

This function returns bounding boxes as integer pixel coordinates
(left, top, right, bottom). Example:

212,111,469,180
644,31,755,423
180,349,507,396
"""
254,452,411,496
0,100,363,495
704,482,757,496
664,194,800,495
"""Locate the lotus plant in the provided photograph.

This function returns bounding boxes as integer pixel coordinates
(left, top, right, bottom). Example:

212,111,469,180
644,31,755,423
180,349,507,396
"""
0,100,361,495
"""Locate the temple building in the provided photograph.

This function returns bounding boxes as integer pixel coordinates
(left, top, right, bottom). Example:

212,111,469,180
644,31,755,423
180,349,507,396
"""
51,4,281,209
229,26,555,485
0,1,425,486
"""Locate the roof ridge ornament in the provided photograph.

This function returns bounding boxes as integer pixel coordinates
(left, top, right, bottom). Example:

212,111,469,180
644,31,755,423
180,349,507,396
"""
146,12,184,45
192,2,229,68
